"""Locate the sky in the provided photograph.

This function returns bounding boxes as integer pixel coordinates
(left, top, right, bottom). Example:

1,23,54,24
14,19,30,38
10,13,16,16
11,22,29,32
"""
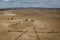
0,0,60,8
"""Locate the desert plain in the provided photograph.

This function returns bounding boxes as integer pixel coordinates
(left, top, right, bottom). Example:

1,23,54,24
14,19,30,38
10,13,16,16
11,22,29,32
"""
0,8,60,40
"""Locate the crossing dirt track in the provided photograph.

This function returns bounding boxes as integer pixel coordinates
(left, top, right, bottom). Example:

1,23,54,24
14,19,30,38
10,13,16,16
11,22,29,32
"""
0,8,60,40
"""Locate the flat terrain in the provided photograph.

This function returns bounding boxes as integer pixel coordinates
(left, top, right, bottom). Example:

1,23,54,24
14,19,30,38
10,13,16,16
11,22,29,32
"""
0,8,60,40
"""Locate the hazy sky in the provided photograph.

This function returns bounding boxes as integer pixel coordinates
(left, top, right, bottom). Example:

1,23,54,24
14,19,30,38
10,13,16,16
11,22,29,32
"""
0,0,60,8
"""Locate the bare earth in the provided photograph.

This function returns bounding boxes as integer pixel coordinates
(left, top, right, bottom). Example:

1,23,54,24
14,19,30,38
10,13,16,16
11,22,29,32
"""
0,8,60,40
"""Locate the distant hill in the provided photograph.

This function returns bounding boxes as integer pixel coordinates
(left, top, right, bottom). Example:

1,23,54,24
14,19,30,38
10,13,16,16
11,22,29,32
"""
0,7,60,11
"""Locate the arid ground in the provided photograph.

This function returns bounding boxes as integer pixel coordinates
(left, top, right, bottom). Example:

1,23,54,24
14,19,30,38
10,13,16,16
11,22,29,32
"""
0,8,60,40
